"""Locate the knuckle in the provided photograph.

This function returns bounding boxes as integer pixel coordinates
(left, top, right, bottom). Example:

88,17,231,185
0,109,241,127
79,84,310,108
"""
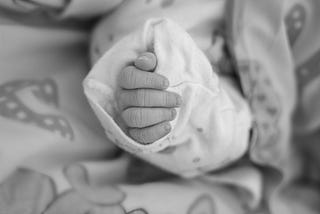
146,73,163,88
129,109,140,126
144,73,154,87
136,89,148,106
126,108,143,127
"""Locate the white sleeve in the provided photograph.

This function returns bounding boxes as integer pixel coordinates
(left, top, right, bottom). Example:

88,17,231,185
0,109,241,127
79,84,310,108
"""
83,18,252,177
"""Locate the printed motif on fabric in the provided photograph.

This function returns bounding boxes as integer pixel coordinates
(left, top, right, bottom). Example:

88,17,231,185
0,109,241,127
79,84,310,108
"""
0,167,217,214
285,4,306,47
237,60,282,164
0,79,74,140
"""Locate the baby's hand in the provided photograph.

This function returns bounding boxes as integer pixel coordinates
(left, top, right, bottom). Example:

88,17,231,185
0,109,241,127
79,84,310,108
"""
117,52,182,144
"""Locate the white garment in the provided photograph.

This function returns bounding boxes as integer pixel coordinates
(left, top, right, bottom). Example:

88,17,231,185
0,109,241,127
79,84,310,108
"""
84,18,252,177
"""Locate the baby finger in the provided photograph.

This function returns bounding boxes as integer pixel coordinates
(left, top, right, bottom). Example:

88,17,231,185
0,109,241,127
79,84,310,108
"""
128,122,171,144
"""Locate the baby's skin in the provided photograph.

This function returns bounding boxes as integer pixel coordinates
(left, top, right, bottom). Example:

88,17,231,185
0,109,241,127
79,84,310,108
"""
116,52,182,144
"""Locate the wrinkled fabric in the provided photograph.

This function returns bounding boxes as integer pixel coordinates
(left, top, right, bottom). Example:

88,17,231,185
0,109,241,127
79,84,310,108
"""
84,18,252,177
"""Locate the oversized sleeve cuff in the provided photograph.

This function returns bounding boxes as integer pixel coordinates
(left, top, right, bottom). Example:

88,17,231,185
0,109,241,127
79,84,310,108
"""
84,18,251,177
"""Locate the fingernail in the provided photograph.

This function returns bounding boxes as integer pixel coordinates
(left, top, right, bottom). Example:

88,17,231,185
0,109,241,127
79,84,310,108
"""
164,123,171,132
171,109,177,119
176,95,182,106
163,79,169,88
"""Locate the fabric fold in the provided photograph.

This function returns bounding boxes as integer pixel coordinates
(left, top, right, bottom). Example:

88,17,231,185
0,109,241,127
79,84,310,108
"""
84,18,251,177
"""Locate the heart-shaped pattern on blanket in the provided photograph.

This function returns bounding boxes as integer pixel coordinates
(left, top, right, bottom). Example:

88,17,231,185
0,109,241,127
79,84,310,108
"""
160,0,175,8
0,168,56,214
0,79,74,140
127,209,148,214
237,60,282,164
187,194,216,214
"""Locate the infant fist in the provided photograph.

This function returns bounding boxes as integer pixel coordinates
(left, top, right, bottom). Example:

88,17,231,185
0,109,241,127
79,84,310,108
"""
117,52,182,144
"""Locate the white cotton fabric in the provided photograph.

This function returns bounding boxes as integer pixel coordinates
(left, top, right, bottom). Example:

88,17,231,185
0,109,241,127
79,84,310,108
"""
84,18,251,177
